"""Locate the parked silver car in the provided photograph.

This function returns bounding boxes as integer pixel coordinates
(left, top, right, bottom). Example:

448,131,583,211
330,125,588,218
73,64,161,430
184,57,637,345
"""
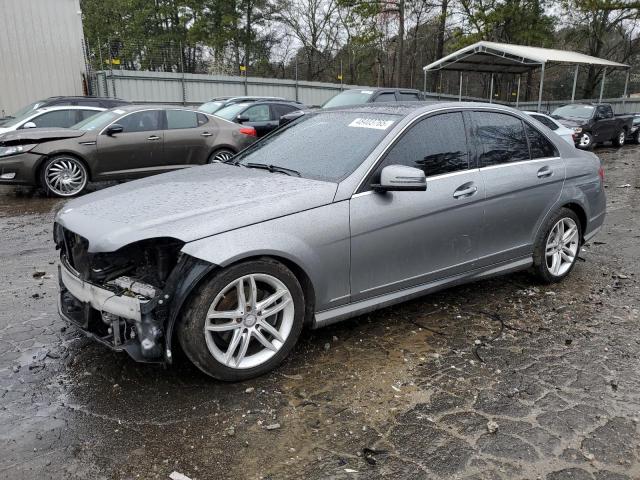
54,102,606,381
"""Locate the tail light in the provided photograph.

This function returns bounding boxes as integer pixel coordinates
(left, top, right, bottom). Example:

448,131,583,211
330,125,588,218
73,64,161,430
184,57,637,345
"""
239,127,257,137
598,165,605,183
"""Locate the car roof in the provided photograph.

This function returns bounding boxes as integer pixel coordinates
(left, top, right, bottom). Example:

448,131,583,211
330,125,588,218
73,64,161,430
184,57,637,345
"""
318,101,533,118
341,88,422,93
37,105,105,112
108,105,203,113
44,96,129,102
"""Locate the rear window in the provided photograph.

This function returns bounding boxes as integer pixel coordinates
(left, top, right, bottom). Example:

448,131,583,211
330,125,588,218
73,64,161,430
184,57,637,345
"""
234,112,398,182
552,105,594,120
530,114,559,131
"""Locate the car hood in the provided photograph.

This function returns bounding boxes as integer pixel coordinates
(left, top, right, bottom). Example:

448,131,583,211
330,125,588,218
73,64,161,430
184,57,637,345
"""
55,164,338,252
0,128,87,145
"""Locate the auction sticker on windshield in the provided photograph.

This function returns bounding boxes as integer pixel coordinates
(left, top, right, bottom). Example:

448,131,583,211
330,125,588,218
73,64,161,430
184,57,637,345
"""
348,118,394,130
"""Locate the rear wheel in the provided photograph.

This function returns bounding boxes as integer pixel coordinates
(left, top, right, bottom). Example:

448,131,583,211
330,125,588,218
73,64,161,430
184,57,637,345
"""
533,208,581,283
612,129,625,148
207,148,235,164
40,155,88,197
177,259,305,381
635,132,640,145
577,132,594,150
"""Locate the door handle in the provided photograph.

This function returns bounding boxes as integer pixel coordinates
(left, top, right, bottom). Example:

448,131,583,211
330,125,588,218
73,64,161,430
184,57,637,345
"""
453,185,478,199
537,166,552,178
200,132,213,137
147,135,160,141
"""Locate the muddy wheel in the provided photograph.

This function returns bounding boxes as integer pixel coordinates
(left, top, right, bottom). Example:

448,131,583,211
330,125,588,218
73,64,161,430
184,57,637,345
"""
533,208,581,284
177,259,305,381
613,129,625,148
577,132,594,150
207,148,235,164
40,155,88,197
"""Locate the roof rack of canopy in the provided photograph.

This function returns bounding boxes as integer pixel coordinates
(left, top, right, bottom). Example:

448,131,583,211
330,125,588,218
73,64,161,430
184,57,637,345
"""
423,41,630,111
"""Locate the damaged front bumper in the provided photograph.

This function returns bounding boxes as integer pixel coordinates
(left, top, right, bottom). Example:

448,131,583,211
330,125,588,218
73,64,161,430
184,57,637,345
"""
58,258,165,363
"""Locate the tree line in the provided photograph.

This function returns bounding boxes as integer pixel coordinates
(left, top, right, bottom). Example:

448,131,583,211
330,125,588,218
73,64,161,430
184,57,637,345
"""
80,0,640,101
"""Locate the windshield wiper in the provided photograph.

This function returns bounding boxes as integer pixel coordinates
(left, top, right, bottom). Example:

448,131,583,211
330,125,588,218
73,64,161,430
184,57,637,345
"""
245,162,301,177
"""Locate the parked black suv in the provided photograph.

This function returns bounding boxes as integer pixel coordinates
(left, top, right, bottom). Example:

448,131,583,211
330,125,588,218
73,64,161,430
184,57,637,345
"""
551,103,634,150
213,99,305,137
322,88,424,108
0,96,130,125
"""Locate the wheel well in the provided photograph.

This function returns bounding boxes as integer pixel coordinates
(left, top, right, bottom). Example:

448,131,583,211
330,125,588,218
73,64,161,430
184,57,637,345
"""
562,202,587,240
208,145,237,157
36,152,92,185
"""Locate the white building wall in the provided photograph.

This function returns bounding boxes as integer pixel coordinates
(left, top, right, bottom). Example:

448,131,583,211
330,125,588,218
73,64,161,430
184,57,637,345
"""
0,0,85,116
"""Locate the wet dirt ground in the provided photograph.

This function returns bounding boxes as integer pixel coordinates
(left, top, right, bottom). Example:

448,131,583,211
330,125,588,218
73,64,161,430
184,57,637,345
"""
1,147,639,480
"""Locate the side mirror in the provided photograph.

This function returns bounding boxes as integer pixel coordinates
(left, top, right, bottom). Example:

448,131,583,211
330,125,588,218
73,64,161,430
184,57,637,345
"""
371,165,426,192
105,124,124,136
236,114,250,124
22,121,36,129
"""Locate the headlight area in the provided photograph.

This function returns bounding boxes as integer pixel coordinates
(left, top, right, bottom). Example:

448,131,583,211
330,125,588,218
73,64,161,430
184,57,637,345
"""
0,143,37,158
55,226,190,362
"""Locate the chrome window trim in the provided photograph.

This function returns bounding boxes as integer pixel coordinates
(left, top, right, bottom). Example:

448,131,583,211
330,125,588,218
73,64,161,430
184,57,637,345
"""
478,156,562,171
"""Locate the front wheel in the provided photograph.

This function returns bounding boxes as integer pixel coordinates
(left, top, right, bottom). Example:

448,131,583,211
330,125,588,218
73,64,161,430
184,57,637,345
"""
533,208,581,283
577,132,594,150
40,155,88,197
177,259,305,381
207,148,235,164
612,129,625,148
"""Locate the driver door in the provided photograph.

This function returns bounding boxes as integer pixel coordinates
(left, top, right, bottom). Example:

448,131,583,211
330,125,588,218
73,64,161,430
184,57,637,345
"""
239,104,278,137
94,110,165,179
349,111,485,301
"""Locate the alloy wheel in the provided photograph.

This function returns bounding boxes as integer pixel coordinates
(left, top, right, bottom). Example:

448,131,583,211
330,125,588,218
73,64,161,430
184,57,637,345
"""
44,157,87,196
204,273,295,369
210,150,234,163
618,131,625,145
545,218,579,277
578,133,591,148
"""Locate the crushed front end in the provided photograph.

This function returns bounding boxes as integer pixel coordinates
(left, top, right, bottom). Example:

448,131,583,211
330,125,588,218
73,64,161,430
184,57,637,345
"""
54,223,193,363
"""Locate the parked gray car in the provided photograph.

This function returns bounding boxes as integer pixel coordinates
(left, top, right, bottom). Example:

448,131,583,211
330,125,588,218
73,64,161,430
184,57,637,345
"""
54,102,606,381
0,105,257,197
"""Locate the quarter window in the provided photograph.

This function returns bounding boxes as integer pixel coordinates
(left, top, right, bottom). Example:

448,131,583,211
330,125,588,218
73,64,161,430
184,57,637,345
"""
376,112,469,179
472,111,529,166
525,123,558,159
166,110,198,129
118,111,161,133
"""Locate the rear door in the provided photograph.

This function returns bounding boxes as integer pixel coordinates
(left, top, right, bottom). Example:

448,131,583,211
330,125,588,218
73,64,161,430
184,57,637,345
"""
240,103,277,137
163,110,214,166
94,109,165,179
472,110,565,266
350,111,485,300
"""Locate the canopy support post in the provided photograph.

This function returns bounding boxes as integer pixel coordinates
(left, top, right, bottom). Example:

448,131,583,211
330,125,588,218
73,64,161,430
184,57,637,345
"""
489,73,494,103
423,69,427,94
515,75,521,108
537,63,545,112
599,67,607,103
622,70,630,111
459,71,463,101
571,65,579,103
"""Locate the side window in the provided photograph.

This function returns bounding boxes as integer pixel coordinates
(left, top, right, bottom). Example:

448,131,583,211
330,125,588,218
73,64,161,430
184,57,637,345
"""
472,111,529,166
243,104,271,122
77,110,99,123
525,123,558,159
399,92,420,101
166,110,198,129
118,110,161,133
374,92,397,103
28,110,76,128
273,104,299,118
197,113,209,126
531,114,558,131
375,112,469,179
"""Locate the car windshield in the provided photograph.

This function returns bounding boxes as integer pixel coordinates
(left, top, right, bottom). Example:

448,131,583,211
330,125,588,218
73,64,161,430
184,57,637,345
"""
215,103,252,121
2,101,44,124
0,108,43,127
323,90,374,108
198,101,226,114
72,110,123,131
552,105,594,120
232,111,399,182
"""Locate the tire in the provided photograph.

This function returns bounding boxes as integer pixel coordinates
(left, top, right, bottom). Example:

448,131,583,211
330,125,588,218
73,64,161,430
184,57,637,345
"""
207,148,235,164
533,208,582,284
612,129,625,148
576,132,594,150
177,258,305,381
634,132,640,145
39,155,88,197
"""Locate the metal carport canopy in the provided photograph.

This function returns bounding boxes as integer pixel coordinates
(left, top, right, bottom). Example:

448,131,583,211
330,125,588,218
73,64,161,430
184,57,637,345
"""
423,41,630,111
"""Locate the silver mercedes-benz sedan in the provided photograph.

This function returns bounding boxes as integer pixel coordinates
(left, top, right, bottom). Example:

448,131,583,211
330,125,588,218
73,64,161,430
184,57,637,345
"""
54,102,606,381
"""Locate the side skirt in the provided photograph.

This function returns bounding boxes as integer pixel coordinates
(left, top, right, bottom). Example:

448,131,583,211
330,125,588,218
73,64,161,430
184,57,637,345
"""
313,256,532,329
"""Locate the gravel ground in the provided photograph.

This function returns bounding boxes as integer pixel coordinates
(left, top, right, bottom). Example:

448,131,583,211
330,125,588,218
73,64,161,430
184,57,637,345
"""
1,146,639,480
